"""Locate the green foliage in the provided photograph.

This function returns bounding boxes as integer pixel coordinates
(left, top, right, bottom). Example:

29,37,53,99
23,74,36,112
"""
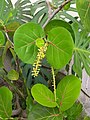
31,75,81,113
31,84,57,107
0,86,12,119
56,75,81,111
0,56,3,68
44,19,75,40
26,96,33,113
72,23,90,77
7,69,19,80
31,0,48,26
13,0,32,23
64,2,70,10
0,0,89,119
0,0,13,24
14,22,74,70
0,31,5,46
76,0,90,32
46,27,74,69
28,104,63,120
84,116,90,120
66,102,83,120
14,22,45,64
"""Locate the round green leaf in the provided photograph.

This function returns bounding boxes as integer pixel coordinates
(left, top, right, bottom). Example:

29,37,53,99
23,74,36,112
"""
0,86,12,118
28,104,63,120
0,31,5,46
14,22,45,64
36,38,45,48
44,19,75,40
46,27,74,69
31,84,57,107
56,75,81,111
7,69,19,80
76,0,90,32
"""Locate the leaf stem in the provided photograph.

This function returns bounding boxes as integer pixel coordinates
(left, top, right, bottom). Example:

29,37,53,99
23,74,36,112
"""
74,47,90,54
51,67,56,102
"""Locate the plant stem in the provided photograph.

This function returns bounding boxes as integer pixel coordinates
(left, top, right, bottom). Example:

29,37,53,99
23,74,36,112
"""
43,0,72,28
4,77,25,99
51,67,56,102
46,0,52,18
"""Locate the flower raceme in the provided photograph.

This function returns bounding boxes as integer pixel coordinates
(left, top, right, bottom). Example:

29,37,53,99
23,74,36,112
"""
32,42,48,77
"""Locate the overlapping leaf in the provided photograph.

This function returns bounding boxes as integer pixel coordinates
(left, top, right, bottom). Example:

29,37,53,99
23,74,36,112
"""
31,84,57,107
44,19,75,39
46,27,74,69
72,23,90,77
56,75,81,111
28,104,63,120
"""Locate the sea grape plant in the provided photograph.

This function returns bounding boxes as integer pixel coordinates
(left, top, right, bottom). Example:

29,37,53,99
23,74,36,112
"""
0,0,90,119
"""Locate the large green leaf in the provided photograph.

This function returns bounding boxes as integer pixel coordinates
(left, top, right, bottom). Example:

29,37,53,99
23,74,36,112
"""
76,0,90,32
44,19,75,40
0,86,12,118
72,22,90,77
28,104,63,120
14,22,45,64
0,0,13,23
0,31,5,46
56,75,81,111
46,27,74,69
31,84,57,107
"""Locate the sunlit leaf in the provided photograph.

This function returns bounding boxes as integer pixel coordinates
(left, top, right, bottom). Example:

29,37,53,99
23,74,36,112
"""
56,75,81,111
14,22,45,64
46,27,74,69
31,84,57,107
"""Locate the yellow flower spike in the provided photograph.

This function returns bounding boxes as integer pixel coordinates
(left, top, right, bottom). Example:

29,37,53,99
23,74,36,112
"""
32,42,48,77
